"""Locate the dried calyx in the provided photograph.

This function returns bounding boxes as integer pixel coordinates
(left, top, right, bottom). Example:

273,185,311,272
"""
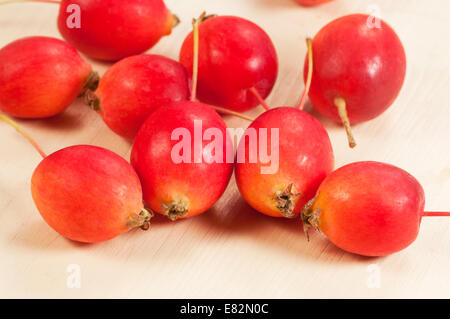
81,72,100,96
301,197,321,240
129,208,153,230
274,183,301,218
162,200,189,221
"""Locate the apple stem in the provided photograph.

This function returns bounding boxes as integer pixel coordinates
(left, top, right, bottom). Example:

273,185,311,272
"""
209,105,254,122
190,12,206,102
334,97,357,148
0,114,47,158
298,38,313,110
249,87,270,111
0,0,60,5
422,212,450,217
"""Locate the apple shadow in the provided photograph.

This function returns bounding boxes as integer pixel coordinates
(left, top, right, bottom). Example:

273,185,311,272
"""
36,110,84,132
192,194,377,264
11,107,84,133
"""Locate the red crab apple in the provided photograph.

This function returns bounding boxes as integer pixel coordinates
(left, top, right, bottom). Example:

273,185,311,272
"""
304,14,406,147
32,145,150,243
179,15,278,112
57,0,178,61
85,54,190,140
235,107,334,218
0,36,98,118
131,101,234,220
302,161,450,256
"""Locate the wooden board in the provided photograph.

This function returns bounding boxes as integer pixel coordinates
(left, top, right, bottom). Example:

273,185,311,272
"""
0,0,449,298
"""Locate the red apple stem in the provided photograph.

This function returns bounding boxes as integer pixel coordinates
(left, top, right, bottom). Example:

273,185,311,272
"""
209,105,255,122
298,38,313,110
249,87,270,111
334,97,357,148
422,212,450,217
190,12,206,102
0,0,60,5
0,114,47,158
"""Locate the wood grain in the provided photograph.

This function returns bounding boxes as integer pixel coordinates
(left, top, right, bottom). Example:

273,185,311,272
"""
0,0,449,298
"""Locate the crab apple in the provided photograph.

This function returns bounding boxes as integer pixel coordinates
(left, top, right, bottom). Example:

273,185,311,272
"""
302,161,449,257
304,14,406,147
30,145,151,243
0,36,97,119
179,15,278,112
235,107,334,218
131,101,234,220
86,54,190,140
57,0,178,61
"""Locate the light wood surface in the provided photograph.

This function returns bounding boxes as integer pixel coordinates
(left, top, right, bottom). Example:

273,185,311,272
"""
0,0,449,298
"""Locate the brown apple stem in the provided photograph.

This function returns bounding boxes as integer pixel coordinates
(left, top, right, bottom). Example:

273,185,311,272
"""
334,97,357,148
249,87,270,111
209,105,254,122
0,114,47,158
298,38,313,110
422,212,450,217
